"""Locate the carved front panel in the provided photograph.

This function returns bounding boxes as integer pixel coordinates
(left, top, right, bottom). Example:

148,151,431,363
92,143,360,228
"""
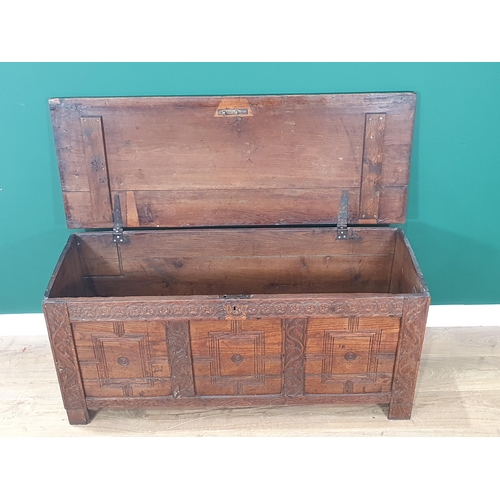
305,317,400,394
190,319,282,396
73,321,171,397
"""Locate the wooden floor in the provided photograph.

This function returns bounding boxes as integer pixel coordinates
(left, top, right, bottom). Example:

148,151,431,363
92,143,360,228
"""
1,326,499,436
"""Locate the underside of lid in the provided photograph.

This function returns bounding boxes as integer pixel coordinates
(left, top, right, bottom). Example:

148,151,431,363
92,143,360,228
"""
49,93,416,229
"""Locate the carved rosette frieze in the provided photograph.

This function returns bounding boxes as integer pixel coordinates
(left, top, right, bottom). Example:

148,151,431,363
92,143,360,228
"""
43,302,89,420
165,321,195,398
224,304,249,320
389,297,430,419
283,318,308,397
67,298,404,322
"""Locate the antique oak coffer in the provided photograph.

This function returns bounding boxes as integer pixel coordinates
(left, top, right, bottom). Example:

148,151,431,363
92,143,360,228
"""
43,93,430,425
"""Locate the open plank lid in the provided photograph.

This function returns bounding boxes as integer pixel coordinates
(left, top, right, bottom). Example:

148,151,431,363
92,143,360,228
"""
49,93,416,229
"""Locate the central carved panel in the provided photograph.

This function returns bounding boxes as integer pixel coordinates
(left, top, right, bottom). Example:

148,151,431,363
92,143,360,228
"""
210,323,265,381
190,319,283,396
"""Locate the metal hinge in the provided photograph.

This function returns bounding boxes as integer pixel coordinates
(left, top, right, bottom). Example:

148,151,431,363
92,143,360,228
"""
112,194,124,243
336,190,360,240
337,191,349,240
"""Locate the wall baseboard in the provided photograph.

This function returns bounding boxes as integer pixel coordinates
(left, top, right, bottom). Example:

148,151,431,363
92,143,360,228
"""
426,304,500,328
0,313,47,336
0,305,499,337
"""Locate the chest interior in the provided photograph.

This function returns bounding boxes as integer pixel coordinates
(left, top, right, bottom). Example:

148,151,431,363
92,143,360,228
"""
47,227,424,299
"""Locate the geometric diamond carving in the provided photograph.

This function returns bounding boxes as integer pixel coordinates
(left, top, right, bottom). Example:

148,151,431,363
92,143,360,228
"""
321,329,382,380
208,321,265,387
73,321,171,398
92,334,154,387
305,316,400,395
191,319,282,396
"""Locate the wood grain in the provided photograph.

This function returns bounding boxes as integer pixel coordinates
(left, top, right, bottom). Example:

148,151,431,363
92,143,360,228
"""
125,191,139,227
43,303,89,424
79,117,112,224
85,254,395,297
305,317,400,395
84,393,390,409
45,93,427,425
72,320,171,398
165,320,195,398
64,297,405,322
50,93,416,228
389,297,430,419
51,228,400,298
190,319,283,396
105,227,398,258
359,113,386,220
283,318,308,397
2,327,499,436
390,229,428,294
45,235,88,299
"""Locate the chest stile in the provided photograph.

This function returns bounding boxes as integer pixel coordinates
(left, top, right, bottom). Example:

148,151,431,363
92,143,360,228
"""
43,93,430,424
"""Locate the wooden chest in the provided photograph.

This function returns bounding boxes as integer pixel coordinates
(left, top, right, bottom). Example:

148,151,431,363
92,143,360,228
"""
43,93,430,425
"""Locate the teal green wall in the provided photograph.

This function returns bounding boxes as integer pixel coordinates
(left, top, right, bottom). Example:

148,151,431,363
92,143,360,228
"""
1,63,499,313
